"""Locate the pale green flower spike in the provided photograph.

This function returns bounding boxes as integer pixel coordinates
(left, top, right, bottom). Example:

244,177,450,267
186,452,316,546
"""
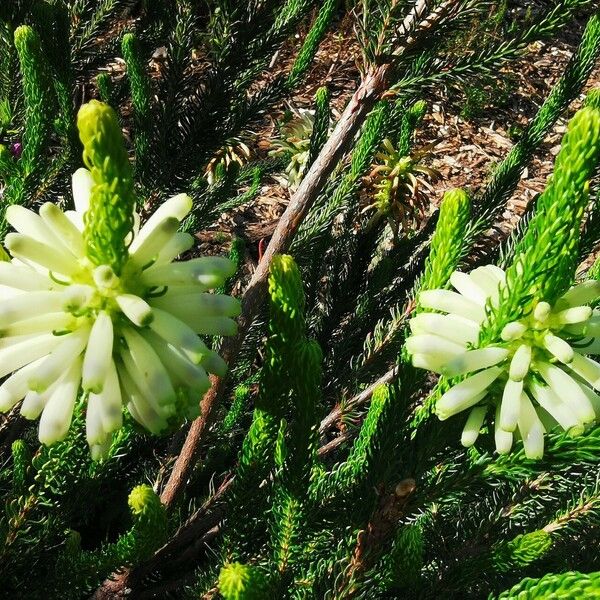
407,265,600,459
0,102,240,460
269,107,316,191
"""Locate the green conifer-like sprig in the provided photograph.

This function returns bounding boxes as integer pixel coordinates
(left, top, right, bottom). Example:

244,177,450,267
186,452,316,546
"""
481,106,600,343
417,188,471,301
122,33,153,179
491,530,552,573
96,72,115,107
50,484,167,596
13,25,53,177
10,440,31,497
287,0,337,89
0,144,16,179
585,87,600,110
380,522,424,590
494,570,600,599
219,562,270,600
398,100,427,156
308,86,331,166
310,385,396,503
77,99,136,273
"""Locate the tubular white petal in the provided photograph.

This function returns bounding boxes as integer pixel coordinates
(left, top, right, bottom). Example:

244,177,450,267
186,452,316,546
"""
0,291,64,327
148,308,209,362
82,312,114,393
0,358,46,411
38,356,82,445
151,291,241,318
566,353,600,390
528,380,583,435
2,312,74,337
90,437,112,461
28,327,90,392
575,381,600,417
5,233,79,276
554,306,593,325
129,193,192,253
537,361,596,424
118,365,169,434
483,265,506,282
509,344,532,381
62,285,94,312
405,334,465,359
86,393,107,446
6,205,67,252
442,347,508,378
121,327,176,407
559,280,600,307
152,306,237,336
154,232,195,265
436,390,488,421
436,366,502,420
534,302,551,323
409,313,480,346
0,262,52,290
39,203,85,257
145,331,211,393
72,168,93,214
0,333,63,379
450,271,489,305
200,350,227,377
92,265,119,290
494,405,513,454
129,216,179,267
411,353,448,374
499,378,523,432
468,267,502,303
461,405,487,447
517,392,544,459
93,360,122,433
543,333,574,364
501,322,527,341
140,257,235,288
21,385,57,419
116,294,154,327
418,289,486,322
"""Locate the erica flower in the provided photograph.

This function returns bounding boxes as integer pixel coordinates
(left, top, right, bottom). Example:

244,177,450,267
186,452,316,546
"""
407,265,600,458
0,168,239,459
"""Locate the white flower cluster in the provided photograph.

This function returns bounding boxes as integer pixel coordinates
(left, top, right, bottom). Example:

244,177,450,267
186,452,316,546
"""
407,265,600,458
0,168,239,459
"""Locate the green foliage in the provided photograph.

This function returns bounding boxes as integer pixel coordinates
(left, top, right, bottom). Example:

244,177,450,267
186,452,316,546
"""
494,570,600,599
418,188,471,298
482,106,600,343
78,100,136,273
1,3,600,600
219,562,270,600
492,530,552,572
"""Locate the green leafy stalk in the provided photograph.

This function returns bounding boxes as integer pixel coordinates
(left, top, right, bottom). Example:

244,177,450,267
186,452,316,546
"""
494,570,600,599
481,106,600,343
417,188,471,299
77,100,136,273
122,33,153,178
287,0,337,88
308,86,331,166
13,25,53,177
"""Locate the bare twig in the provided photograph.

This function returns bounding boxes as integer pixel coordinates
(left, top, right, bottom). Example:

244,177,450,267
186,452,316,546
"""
160,0,462,509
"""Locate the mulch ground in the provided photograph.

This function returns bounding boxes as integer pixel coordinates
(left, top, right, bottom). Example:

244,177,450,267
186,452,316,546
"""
207,11,600,262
